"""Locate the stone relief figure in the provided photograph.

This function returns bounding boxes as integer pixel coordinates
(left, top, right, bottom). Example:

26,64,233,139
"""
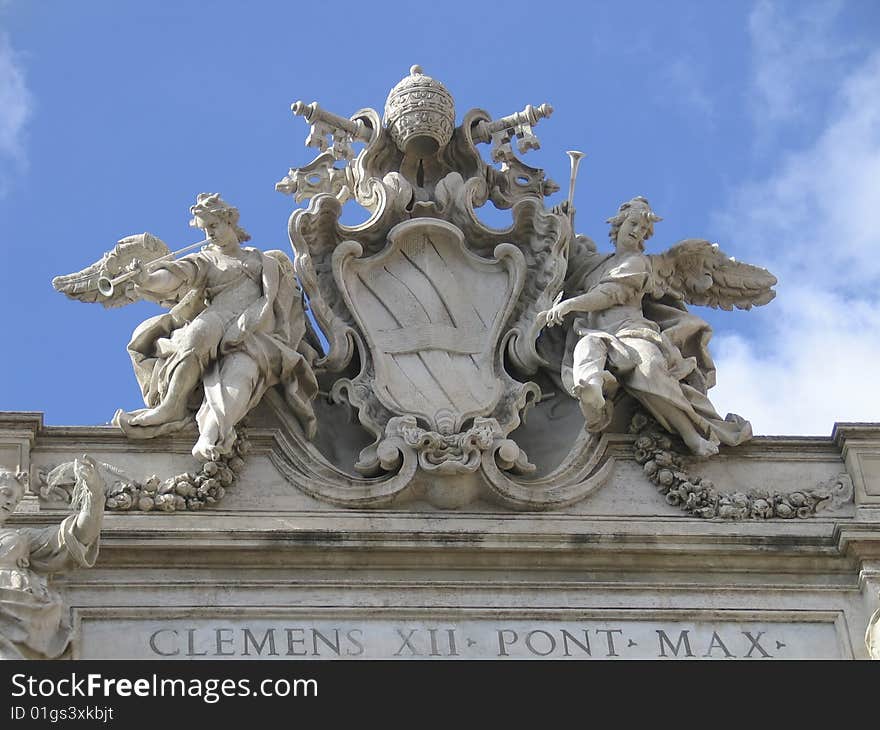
0,457,105,659
539,196,776,457
867,608,880,659
54,194,320,461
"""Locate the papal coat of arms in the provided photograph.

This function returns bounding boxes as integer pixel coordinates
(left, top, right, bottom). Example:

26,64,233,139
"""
53,65,781,511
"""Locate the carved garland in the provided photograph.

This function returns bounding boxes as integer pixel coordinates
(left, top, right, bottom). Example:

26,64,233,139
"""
629,412,853,519
37,430,251,513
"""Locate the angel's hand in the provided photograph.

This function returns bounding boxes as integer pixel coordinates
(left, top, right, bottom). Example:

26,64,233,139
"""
551,200,573,218
73,455,102,496
122,258,148,287
541,300,572,328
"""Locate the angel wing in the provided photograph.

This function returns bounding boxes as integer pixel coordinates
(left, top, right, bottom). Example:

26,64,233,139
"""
649,238,777,311
52,233,170,309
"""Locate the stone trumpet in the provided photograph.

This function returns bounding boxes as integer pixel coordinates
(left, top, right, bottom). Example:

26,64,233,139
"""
97,238,209,297
565,150,586,229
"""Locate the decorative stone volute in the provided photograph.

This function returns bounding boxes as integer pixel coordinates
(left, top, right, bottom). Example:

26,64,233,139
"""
383,65,455,156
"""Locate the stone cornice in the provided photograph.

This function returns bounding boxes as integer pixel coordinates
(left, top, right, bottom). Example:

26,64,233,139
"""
833,422,880,447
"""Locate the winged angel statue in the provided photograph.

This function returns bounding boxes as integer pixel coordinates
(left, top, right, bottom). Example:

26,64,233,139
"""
53,194,320,461
539,196,776,457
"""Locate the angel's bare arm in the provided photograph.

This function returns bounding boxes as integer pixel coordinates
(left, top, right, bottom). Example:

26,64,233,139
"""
134,267,186,295
542,278,636,327
559,282,630,315
71,457,105,545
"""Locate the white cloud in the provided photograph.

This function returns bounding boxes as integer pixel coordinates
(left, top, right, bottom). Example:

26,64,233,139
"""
717,50,880,284
0,32,32,191
707,4,880,436
711,286,880,435
747,0,854,128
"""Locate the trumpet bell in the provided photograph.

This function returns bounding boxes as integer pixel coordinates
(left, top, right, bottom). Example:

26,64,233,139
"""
97,275,114,297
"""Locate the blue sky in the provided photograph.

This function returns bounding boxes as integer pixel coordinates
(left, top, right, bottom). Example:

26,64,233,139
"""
0,0,878,435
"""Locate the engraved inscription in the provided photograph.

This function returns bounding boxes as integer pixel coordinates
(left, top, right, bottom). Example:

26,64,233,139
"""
79,618,843,660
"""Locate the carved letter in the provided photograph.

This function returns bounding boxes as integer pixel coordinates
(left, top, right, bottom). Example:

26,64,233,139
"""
242,628,279,656
186,628,208,657
595,629,624,657
215,628,235,656
394,628,420,656
656,630,694,658
446,629,459,657
286,628,307,656
742,631,772,658
346,629,365,657
524,630,557,656
149,629,180,657
497,629,518,656
561,630,592,657
702,631,735,658
311,629,341,656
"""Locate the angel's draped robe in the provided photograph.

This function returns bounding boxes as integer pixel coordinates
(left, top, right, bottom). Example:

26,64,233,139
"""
563,250,751,446
115,247,319,456
0,516,98,659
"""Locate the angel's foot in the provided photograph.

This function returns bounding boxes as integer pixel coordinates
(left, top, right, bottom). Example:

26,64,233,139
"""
192,435,222,462
128,402,188,427
687,436,720,459
578,383,607,430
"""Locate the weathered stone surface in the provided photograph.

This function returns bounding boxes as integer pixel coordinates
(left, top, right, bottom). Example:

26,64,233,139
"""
0,455,105,659
2,410,877,659
47,69,779,515
11,67,880,660
79,617,843,660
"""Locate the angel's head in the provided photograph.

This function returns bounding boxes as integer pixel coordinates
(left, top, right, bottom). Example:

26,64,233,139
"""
189,193,251,250
607,197,663,252
0,469,27,525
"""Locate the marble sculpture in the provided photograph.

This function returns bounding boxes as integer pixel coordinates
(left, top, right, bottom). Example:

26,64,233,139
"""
53,65,776,510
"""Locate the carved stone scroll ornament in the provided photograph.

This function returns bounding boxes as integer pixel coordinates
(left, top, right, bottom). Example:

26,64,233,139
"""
53,194,320,464
268,66,616,508
0,459,105,659
629,412,853,519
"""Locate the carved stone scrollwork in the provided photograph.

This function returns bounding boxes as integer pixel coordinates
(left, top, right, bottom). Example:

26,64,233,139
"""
275,152,351,204
382,415,509,475
492,157,561,209
267,66,619,508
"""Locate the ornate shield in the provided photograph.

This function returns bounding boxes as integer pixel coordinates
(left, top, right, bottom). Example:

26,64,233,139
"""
334,219,523,433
